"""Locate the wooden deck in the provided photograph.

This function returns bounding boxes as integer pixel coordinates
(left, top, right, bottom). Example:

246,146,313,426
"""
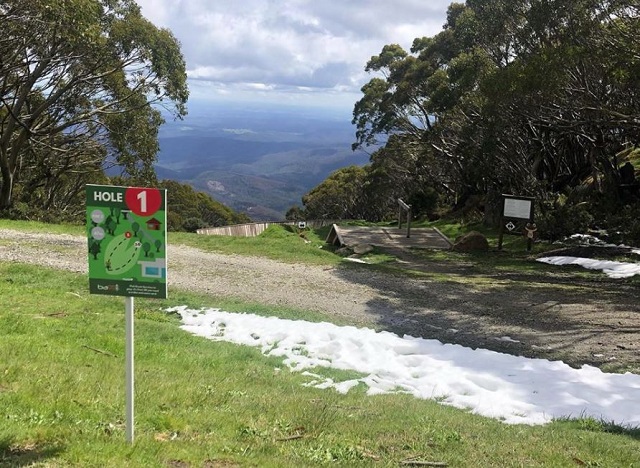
326,224,452,250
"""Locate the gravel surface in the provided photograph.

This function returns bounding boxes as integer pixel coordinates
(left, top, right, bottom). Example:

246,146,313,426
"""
1,228,639,373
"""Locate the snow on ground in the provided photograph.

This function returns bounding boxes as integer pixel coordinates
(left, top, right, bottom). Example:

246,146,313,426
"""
537,256,640,278
542,234,640,278
170,306,640,427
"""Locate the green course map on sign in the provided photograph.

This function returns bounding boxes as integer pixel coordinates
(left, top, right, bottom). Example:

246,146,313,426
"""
86,185,167,298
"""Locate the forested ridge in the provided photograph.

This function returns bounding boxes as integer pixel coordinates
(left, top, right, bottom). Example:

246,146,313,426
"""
297,0,640,243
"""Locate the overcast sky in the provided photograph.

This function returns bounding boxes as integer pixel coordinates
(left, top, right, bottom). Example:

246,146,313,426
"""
135,0,452,111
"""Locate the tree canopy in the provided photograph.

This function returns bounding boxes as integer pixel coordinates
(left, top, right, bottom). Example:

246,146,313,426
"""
0,0,189,215
300,0,640,240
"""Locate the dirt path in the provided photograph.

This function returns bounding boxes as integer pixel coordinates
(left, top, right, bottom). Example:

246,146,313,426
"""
1,228,639,373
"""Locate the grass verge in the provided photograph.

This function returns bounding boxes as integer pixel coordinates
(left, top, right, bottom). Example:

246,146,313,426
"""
169,224,341,266
0,219,84,236
1,262,639,467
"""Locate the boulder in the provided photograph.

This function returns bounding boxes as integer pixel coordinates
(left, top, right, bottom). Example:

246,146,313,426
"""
335,247,353,256
453,231,489,252
352,244,374,255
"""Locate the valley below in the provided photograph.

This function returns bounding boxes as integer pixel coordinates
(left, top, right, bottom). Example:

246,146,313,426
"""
154,102,369,221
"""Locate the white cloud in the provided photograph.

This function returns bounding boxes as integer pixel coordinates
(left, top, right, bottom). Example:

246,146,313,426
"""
135,0,452,107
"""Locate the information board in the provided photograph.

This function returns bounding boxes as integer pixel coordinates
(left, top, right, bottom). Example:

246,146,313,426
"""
503,197,533,219
86,185,167,298
499,194,536,251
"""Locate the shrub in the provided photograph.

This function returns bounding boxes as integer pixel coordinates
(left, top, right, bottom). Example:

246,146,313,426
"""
537,202,594,242
182,217,207,233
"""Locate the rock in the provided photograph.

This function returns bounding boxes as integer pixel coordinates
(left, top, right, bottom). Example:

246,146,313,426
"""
335,247,353,256
453,231,489,252
352,244,374,255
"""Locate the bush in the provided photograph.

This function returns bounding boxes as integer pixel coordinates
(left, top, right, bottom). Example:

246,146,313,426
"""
537,202,594,242
600,203,640,246
182,217,207,233
0,202,82,224
406,186,441,220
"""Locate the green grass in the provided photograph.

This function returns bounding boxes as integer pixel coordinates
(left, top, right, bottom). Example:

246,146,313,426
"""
1,262,640,467
423,219,553,252
0,218,85,236
170,225,341,266
410,219,640,284
359,249,398,265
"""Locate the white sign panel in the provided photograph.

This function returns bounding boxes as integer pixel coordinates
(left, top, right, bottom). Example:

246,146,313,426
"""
503,198,532,219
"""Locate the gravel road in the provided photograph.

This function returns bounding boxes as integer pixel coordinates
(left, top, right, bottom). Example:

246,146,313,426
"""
1,228,639,373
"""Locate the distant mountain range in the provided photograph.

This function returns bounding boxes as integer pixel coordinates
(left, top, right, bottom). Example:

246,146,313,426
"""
155,101,369,221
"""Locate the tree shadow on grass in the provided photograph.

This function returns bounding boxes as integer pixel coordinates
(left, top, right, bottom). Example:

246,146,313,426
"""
0,437,62,467
332,249,640,372
556,417,640,441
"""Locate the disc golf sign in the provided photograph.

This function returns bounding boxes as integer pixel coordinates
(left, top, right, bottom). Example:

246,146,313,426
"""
498,194,535,251
86,185,167,299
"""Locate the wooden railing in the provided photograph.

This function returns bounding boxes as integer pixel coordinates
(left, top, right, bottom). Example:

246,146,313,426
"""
397,199,412,238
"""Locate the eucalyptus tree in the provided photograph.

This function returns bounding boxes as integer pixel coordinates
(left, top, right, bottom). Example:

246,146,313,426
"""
15,132,107,220
302,166,375,220
0,0,189,212
474,0,640,200
352,0,640,222
352,3,494,210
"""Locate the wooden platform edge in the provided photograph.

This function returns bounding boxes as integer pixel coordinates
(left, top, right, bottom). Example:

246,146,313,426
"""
432,226,453,248
325,224,346,247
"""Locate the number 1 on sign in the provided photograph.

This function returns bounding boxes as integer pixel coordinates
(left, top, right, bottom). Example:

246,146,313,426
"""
137,191,147,213
125,187,161,216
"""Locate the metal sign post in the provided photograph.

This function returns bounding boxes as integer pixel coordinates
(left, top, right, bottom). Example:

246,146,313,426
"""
125,296,135,443
86,184,167,444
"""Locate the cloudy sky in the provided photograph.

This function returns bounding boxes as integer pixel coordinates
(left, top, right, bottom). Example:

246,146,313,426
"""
135,0,452,111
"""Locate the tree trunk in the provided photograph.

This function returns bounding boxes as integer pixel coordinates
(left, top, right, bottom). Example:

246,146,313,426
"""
483,190,504,227
0,163,14,210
